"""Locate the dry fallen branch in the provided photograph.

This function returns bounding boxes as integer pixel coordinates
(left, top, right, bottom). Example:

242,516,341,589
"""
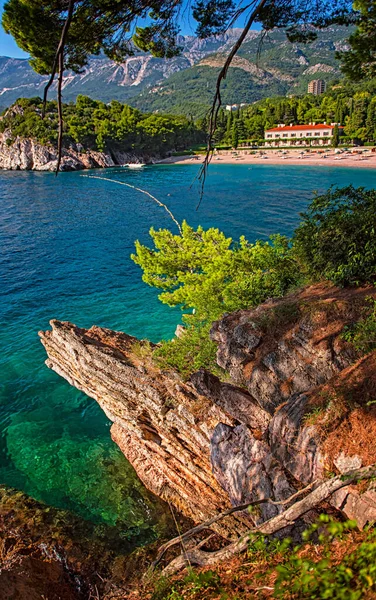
160,465,376,575
152,480,318,568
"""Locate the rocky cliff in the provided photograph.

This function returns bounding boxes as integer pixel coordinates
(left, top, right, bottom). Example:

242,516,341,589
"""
0,133,153,171
39,322,251,538
39,283,376,538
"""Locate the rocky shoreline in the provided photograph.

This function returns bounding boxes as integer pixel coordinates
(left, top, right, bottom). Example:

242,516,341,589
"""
3,283,376,597
39,283,376,540
0,134,158,171
0,484,142,599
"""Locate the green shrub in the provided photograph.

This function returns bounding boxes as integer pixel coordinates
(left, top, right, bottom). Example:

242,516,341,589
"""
151,575,177,600
130,340,154,360
133,222,301,376
342,296,376,354
274,516,374,600
294,186,376,286
275,535,376,599
183,569,221,593
0,96,204,153
248,531,292,558
154,318,222,380
151,568,221,600
132,222,300,322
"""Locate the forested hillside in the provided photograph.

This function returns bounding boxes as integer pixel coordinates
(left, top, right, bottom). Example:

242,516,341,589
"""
131,26,351,117
3,80,376,155
0,96,203,154
211,79,376,146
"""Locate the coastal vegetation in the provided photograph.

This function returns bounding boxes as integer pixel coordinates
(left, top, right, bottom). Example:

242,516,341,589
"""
132,225,299,378
133,185,376,378
293,186,376,286
134,516,376,599
5,77,376,165
3,2,376,598
342,297,376,355
0,96,203,154
4,81,376,155
210,80,376,146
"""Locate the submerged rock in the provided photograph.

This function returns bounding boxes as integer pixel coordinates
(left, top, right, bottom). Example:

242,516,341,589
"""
0,485,150,600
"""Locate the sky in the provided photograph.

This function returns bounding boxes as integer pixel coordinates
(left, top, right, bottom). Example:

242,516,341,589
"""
0,1,28,58
0,1,255,60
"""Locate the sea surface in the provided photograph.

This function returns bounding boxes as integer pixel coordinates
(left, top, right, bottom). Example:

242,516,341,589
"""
1,163,376,542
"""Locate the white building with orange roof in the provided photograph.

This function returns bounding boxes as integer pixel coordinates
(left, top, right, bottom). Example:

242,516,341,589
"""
264,123,344,147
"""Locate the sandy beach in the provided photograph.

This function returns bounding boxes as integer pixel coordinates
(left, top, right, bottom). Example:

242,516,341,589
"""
159,148,376,168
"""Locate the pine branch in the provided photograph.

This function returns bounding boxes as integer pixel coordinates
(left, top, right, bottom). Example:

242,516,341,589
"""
196,0,268,208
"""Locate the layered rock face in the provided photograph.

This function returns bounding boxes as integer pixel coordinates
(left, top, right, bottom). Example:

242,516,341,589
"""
40,284,376,535
0,134,153,171
39,321,253,538
210,284,376,527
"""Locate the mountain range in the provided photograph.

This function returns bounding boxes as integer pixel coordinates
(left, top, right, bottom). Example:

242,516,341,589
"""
0,26,351,117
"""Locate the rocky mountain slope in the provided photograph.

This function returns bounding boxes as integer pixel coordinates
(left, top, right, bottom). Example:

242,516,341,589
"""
39,283,376,544
133,26,351,116
0,26,351,116
0,30,253,109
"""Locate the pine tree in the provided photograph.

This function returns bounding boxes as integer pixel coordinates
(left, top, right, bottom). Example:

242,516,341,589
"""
283,105,295,125
335,98,344,124
366,100,376,142
232,122,239,149
226,110,233,137
213,109,226,143
297,101,306,123
331,124,340,147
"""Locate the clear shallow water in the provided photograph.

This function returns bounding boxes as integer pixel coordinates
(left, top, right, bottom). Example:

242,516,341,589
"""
1,163,376,536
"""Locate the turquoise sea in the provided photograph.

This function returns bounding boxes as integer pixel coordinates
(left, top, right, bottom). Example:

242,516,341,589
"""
1,163,376,541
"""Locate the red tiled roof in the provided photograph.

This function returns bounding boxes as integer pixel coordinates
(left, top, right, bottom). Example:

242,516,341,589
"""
266,124,342,132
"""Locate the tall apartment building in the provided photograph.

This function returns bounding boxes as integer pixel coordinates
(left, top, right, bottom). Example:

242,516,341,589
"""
308,79,326,95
